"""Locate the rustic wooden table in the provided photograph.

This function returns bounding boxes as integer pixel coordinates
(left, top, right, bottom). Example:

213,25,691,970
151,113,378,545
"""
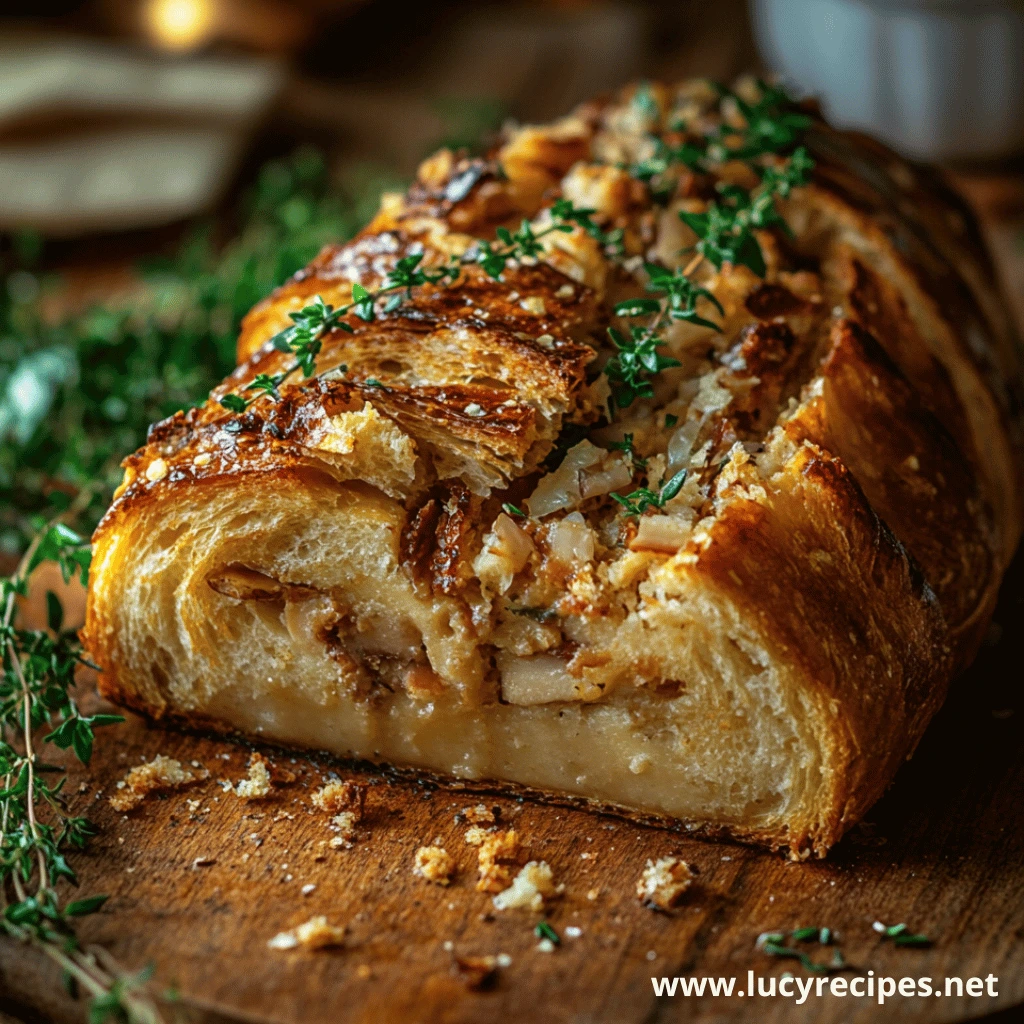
1,170,1022,1024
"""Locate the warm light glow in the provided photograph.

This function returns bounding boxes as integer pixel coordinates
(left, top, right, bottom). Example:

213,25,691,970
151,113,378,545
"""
145,0,216,51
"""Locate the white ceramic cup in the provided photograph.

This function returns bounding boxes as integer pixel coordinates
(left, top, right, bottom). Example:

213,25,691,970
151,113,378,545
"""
750,0,1024,161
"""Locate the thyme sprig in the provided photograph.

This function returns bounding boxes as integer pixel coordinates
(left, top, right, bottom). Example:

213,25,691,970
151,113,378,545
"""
607,433,648,471
605,324,682,410
219,253,461,412
632,78,811,185
220,200,619,413
610,467,688,518
471,198,623,278
606,82,814,419
709,79,813,161
604,258,722,410
679,147,814,277
1,516,161,1022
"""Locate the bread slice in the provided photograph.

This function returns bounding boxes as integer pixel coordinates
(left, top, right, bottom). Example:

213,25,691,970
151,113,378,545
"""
84,79,1022,857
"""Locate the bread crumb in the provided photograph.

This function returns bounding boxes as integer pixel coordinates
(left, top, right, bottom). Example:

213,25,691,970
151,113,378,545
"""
414,845,454,885
636,856,695,910
312,781,365,820
520,295,546,315
454,955,500,991
327,810,360,849
476,829,521,893
235,754,272,800
464,826,491,846
108,755,204,811
536,938,556,953
268,916,345,951
333,811,358,836
460,804,498,825
492,861,557,912
145,458,168,482
356,964,372,980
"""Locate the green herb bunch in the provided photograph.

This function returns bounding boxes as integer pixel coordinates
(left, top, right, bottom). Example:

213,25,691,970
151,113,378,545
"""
1,515,162,1021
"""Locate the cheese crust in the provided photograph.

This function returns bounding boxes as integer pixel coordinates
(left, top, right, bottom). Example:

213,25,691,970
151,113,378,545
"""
84,79,1022,857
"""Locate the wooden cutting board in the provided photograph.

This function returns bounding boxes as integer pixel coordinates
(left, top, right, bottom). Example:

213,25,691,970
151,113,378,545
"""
1,546,1023,1024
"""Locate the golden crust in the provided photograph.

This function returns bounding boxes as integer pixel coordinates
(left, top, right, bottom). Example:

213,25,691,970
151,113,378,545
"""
85,77,1022,858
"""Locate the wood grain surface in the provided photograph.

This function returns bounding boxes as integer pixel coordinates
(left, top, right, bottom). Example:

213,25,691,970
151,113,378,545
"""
1,546,1022,1024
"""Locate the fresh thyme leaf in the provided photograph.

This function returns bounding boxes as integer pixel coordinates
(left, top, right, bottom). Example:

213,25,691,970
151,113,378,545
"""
791,926,820,942
611,467,687,518
548,199,624,254
614,297,661,318
219,394,247,414
534,920,560,945
607,433,648,470
679,147,813,277
645,262,724,330
27,524,92,585
45,590,63,632
501,503,526,517
244,373,283,400
875,921,931,947
473,199,624,281
630,137,707,184
663,413,678,428
605,326,681,409
65,895,109,917
351,282,375,322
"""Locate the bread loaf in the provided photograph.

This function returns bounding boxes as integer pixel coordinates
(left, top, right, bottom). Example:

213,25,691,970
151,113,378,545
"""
84,79,1022,858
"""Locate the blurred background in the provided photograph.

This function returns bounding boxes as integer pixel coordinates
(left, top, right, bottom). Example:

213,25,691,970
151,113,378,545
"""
0,0,1022,557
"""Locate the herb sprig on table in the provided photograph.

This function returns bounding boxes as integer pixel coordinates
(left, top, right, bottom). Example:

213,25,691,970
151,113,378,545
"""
0,513,163,1022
